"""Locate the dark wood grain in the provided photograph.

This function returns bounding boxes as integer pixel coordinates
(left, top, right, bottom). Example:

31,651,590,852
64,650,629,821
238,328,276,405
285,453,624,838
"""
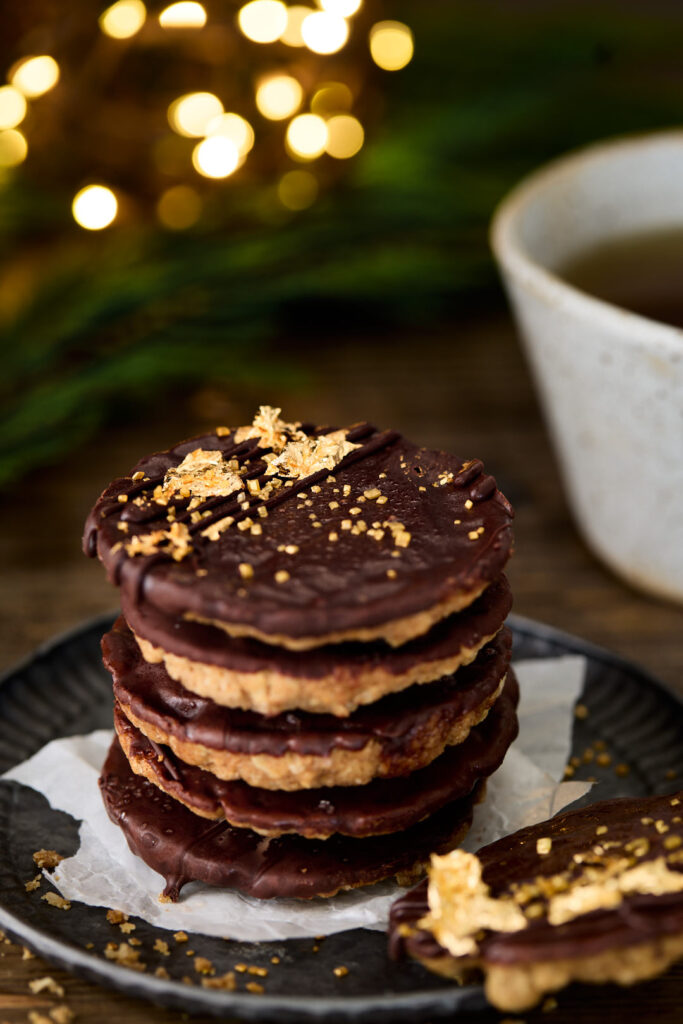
1,312,681,1023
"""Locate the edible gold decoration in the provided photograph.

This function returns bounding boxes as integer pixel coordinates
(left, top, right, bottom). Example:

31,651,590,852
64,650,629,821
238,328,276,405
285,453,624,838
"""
158,449,244,502
265,430,358,479
234,405,303,451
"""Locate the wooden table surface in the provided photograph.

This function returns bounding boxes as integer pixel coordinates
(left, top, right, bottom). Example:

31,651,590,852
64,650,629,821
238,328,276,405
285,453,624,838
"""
1,311,681,1023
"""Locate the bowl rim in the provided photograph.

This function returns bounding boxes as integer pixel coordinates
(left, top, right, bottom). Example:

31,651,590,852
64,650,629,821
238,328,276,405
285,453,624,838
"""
489,128,683,351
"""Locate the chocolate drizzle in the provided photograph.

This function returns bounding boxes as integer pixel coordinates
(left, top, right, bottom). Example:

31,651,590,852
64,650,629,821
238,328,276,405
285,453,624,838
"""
105,619,512,759
115,670,518,838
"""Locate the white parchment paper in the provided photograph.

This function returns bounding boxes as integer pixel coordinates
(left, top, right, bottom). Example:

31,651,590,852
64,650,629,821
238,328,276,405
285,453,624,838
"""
1,656,590,940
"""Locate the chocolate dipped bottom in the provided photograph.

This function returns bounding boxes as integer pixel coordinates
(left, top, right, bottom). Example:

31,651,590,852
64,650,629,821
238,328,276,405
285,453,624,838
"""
389,792,683,966
84,421,513,647
105,618,511,762
114,670,519,839
99,738,485,900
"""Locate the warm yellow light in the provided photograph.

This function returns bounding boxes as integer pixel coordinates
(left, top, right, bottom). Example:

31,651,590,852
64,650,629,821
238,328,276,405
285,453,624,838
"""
285,113,327,160
205,112,254,156
320,0,362,16
310,81,352,115
237,1,287,44
157,185,202,228
168,92,223,137
192,136,240,178
0,87,27,130
281,5,312,47
72,185,118,230
99,0,147,39
255,75,302,121
159,2,206,28
10,56,60,99
325,114,363,159
278,169,318,210
0,129,27,167
369,21,414,71
301,11,348,54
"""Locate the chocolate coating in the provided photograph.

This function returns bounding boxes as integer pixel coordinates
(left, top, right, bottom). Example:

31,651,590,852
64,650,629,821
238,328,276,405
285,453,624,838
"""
84,425,513,641
104,618,512,759
114,669,518,838
122,575,511,683
390,792,683,965
99,738,483,900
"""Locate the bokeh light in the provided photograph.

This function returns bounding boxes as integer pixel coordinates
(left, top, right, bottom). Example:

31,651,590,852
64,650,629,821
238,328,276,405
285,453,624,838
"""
72,185,118,230
237,1,288,44
205,112,255,156
192,136,240,178
168,92,223,137
99,0,147,39
281,5,312,47
320,0,362,16
255,75,303,120
159,2,207,28
0,87,27,130
278,169,318,209
285,113,328,159
369,21,414,71
311,81,352,115
0,129,27,167
301,11,349,54
157,185,202,228
325,114,363,158
10,56,60,99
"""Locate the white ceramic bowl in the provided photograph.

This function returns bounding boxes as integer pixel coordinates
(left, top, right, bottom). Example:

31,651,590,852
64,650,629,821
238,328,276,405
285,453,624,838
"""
491,131,683,603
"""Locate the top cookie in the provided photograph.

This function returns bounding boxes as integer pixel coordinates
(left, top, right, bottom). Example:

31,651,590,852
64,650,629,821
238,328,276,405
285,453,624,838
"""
84,407,514,648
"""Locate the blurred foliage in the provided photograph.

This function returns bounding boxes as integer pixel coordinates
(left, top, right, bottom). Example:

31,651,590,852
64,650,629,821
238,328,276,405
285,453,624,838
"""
2,0,683,483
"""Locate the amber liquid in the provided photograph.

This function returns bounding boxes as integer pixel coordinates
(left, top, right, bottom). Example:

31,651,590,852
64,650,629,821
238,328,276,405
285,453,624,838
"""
559,229,683,330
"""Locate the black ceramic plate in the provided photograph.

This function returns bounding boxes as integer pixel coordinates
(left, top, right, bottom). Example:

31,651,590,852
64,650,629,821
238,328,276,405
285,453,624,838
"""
0,613,682,1022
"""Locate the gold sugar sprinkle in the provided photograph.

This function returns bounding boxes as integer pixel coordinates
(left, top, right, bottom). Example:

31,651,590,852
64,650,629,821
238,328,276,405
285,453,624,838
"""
238,563,254,579
574,704,589,720
536,837,552,855
464,499,473,510
596,825,608,836
333,966,349,978
275,570,290,583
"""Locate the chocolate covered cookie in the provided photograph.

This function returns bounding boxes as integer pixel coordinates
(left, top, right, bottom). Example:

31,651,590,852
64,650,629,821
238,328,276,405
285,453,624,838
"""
84,408,513,648
106,618,512,790
389,792,683,1012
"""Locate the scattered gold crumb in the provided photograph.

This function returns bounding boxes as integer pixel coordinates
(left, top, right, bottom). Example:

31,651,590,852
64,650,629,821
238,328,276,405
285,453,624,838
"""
49,1006,75,1024
333,966,349,978
131,470,145,481
185,949,195,956
128,937,142,946
107,909,128,925
615,763,630,777
155,966,170,979
350,507,361,516
341,520,352,530
275,570,290,583
641,817,654,826
181,976,194,985
596,752,612,767
664,836,682,850
655,819,670,834
563,765,575,778
246,981,265,994
671,797,680,806
117,494,128,503
29,977,65,997
234,963,248,973
33,850,63,869
194,956,215,976
41,892,70,911
376,495,388,504
22,946,35,959
174,931,188,943
387,569,397,579
25,875,42,892
215,426,231,436
250,523,263,536
202,971,236,991
284,544,299,554
104,942,146,971
328,531,338,542
248,965,268,977
574,703,589,719
154,939,170,956
468,530,479,541
596,825,608,836
536,837,552,855
238,562,254,579
28,1013,53,1024
464,499,473,510
271,955,280,964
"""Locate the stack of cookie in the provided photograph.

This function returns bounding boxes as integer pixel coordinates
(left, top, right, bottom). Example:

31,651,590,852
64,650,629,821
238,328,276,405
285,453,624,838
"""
84,408,517,900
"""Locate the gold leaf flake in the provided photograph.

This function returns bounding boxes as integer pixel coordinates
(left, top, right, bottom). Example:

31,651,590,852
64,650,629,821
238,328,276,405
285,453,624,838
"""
234,405,304,450
161,448,244,502
265,430,359,481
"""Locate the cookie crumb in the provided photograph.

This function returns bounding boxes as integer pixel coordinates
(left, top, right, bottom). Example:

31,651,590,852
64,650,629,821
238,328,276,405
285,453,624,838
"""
246,981,265,994
155,966,170,979
333,965,349,977
25,875,42,892
154,939,170,956
174,931,189,943
41,892,70,911
33,850,63,870
49,1007,74,1024
574,703,589,720
194,956,215,976
202,971,236,990
29,977,65,997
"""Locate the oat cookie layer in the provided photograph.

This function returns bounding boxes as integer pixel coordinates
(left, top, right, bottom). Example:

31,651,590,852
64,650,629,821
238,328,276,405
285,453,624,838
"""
389,791,683,1011
123,575,512,716
114,670,518,839
84,412,513,647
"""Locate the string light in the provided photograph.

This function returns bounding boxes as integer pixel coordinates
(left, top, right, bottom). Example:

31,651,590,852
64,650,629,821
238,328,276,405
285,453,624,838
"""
281,5,312,47
311,82,352,115
0,129,27,167
10,56,60,99
278,169,318,210
301,11,348,54
285,113,328,159
157,185,202,228
255,75,303,120
72,185,118,229
237,1,287,44
205,113,255,156
325,114,363,158
168,92,223,137
159,2,207,28
369,21,414,71
320,0,362,16
0,87,27,130
99,0,147,39
192,136,240,178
